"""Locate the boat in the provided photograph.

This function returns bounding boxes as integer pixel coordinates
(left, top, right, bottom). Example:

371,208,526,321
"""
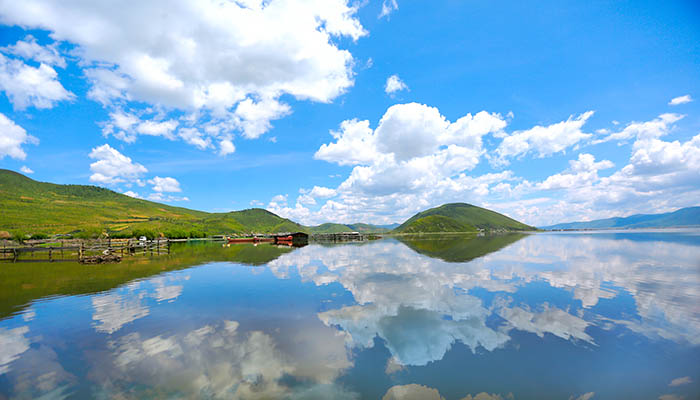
226,236,273,244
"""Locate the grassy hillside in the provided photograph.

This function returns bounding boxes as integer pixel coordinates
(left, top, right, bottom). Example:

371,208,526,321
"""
541,206,700,230
394,203,534,233
309,223,354,234
0,169,304,237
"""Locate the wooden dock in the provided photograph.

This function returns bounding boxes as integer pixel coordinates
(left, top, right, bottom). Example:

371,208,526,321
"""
311,232,365,242
0,239,170,263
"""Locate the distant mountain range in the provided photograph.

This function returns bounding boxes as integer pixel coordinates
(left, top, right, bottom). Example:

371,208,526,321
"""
0,169,534,237
541,207,700,230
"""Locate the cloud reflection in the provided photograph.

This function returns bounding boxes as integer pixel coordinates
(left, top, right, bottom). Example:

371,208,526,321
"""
269,232,700,367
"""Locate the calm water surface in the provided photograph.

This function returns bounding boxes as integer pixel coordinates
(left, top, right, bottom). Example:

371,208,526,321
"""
1,230,699,399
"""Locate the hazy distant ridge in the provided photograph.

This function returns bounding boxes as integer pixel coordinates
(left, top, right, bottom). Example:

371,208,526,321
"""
541,207,700,230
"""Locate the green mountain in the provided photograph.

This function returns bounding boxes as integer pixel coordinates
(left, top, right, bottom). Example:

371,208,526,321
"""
308,223,353,234
394,203,534,233
541,206,700,230
0,169,304,237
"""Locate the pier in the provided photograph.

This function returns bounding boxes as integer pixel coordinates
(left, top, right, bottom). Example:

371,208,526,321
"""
0,238,170,263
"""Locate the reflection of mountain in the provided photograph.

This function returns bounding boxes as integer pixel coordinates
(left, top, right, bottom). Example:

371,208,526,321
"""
397,233,527,262
0,242,294,319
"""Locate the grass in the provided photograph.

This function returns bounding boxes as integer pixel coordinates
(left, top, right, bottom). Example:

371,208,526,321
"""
0,169,312,237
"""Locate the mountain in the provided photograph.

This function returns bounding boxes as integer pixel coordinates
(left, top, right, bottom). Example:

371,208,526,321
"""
308,223,353,234
541,207,700,230
394,203,535,233
0,169,303,237
307,223,393,234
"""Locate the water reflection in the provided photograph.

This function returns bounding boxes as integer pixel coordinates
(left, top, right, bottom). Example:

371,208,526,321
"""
0,231,698,399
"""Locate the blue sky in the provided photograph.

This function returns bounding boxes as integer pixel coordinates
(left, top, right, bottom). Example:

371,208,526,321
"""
0,0,698,226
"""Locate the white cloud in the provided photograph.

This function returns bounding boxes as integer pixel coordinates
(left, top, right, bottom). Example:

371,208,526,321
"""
219,139,236,156
309,186,337,198
19,166,34,174
178,127,211,150
0,53,74,110
123,190,141,198
148,176,182,193
1,35,66,68
101,110,178,143
487,116,700,226
270,194,288,204
271,103,511,224
536,153,613,191
0,0,366,144
594,113,683,144
92,292,149,334
379,0,399,19
385,74,408,94
0,113,38,160
0,326,30,374
492,111,594,166
669,94,692,106
147,192,189,202
88,144,147,185
669,376,692,387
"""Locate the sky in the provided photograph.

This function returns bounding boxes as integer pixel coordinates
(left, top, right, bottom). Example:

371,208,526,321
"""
0,0,699,227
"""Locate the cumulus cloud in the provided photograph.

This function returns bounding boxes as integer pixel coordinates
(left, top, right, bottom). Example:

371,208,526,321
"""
123,190,141,198
19,166,34,174
379,0,399,18
92,292,149,334
1,35,65,68
0,0,366,148
536,153,614,191
271,103,510,224
669,95,692,106
88,144,147,185
101,110,178,143
0,113,38,160
0,326,30,374
491,111,594,166
0,53,73,110
309,186,337,198
148,176,182,193
385,74,408,94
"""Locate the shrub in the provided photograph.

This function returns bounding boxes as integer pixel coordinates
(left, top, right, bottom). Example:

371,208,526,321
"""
11,230,27,243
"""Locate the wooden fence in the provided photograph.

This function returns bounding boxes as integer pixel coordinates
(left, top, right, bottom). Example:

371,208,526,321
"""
0,238,170,263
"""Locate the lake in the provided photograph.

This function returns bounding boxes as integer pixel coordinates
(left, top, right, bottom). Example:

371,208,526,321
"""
1,230,698,399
